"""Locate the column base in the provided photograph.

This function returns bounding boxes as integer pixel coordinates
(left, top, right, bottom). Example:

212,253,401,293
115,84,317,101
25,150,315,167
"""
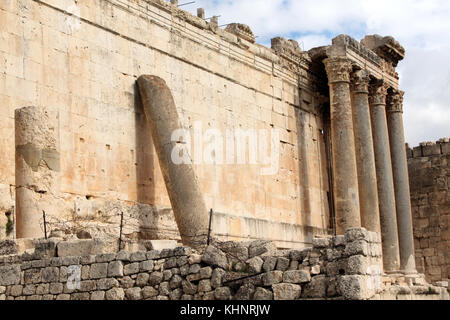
384,270,403,276
401,269,418,276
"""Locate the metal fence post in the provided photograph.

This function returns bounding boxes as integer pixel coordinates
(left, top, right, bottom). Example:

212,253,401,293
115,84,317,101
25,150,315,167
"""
118,211,124,252
207,209,213,246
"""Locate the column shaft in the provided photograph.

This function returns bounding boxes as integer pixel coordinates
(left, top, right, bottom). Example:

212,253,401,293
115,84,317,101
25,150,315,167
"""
387,90,417,274
351,70,381,234
137,75,209,250
324,57,361,235
369,81,400,272
15,106,60,239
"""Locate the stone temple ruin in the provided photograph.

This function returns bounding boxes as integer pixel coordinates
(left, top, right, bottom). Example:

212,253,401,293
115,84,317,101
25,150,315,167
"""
0,0,448,300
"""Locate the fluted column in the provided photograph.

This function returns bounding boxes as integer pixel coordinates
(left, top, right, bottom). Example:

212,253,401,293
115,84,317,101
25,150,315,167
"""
324,57,361,235
369,80,400,272
351,70,381,234
386,90,417,274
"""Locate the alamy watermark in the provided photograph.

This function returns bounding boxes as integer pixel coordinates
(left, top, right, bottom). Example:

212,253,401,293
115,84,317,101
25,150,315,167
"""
170,122,280,176
66,265,81,290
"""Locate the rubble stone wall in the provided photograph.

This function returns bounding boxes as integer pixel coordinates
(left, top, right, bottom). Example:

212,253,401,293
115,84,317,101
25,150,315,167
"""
407,139,450,284
1,228,447,300
0,0,330,247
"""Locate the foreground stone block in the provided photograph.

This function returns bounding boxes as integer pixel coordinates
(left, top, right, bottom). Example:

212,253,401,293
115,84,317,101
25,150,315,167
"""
142,286,158,299
302,275,327,298
262,271,283,286
248,241,276,258
90,263,108,279
234,284,255,300
283,270,311,284
218,242,249,262
202,246,228,269
345,228,370,242
272,283,301,300
346,255,369,275
34,239,60,259
106,288,125,300
214,287,231,300
345,240,369,256
262,256,277,272
41,267,59,283
247,257,264,274
97,278,119,291
254,287,273,300
108,261,124,277
0,265,21,286
275,257,290,271
211,268,226,289
338,275,374,300
0,240,18,256
57,240,106,257
90,291,105,300
125,287,142,300
312,237,332,248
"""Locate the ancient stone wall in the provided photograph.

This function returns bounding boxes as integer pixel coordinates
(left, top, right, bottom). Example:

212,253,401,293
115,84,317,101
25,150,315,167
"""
1,228,447,300
407,139,450,284
0,0,330,247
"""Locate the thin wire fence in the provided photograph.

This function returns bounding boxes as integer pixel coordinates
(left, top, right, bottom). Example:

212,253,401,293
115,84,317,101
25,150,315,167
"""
38,207,143,243
38,206,251,268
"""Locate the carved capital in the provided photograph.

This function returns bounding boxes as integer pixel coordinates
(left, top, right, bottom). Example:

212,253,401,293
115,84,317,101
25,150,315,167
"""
386,89,404,114
369,80,390,106
323,57,353,84
351,70,371,94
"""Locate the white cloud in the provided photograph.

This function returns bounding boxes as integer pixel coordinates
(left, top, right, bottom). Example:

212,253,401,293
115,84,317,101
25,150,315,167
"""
184,0,450,146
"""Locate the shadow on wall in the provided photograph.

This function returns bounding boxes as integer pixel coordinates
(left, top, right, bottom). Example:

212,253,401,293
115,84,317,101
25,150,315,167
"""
134,83,156,235
296,108,312,233
295,66,333,243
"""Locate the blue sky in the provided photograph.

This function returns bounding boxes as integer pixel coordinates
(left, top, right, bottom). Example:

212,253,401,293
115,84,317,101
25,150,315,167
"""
182,0,450,146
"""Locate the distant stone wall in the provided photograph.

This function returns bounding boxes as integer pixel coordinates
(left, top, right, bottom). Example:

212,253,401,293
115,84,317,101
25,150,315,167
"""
1,228,447,300
407,139,450,284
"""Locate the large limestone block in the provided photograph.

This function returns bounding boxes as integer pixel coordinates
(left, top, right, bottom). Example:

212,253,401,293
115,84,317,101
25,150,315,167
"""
147,240,178,251
272,283,302,300
338,275,375,300
56,239,108,257
0,240,18,256
0,265,21,286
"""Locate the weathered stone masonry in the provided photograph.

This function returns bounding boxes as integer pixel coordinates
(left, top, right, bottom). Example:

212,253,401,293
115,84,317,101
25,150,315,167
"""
0,0,333,248
1,228,448,301
0,0,447,300
407,139,450,285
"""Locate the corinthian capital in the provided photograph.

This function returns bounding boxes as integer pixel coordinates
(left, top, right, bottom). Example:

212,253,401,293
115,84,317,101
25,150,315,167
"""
351,70,371,94
323,57,353,84
369,80,390,106
386,89,404,114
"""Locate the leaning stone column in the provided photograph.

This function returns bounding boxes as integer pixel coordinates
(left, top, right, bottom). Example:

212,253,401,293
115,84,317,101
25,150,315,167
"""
137,75,209,250
386,90,417,274
15,106,60,239
324,57,361,235
351,70,381,234
369,81,400,272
